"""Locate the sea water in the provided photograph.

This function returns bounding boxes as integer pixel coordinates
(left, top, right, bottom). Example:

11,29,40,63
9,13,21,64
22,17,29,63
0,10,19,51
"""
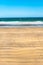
0,17,43,27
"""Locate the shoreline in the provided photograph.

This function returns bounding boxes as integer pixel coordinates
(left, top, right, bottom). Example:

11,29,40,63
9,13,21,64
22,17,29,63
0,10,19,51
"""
0,22,43,27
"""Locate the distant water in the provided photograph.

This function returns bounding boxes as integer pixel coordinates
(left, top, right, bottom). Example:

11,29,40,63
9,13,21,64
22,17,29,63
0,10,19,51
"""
0,17,43,27
0,17,43,22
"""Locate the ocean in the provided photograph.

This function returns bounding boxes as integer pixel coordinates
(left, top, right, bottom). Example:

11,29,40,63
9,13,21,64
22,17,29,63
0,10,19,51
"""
0,17,43,21
0,17,43,27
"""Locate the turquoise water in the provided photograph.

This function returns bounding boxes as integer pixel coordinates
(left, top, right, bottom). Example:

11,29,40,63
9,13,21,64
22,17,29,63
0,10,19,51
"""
0,17,43,27
0,17,43,22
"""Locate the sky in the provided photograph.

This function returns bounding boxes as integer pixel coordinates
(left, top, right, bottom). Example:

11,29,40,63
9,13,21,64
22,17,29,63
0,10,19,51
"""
0,0,43,17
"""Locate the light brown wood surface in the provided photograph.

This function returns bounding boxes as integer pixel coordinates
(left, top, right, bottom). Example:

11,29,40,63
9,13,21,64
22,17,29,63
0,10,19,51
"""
0,28,43,65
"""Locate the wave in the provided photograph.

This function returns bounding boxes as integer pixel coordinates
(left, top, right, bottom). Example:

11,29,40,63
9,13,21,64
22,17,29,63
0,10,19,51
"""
0,21,43,27
0,21,43,24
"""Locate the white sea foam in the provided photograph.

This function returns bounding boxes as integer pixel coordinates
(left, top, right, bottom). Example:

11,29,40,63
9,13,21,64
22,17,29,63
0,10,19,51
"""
0,21,43,25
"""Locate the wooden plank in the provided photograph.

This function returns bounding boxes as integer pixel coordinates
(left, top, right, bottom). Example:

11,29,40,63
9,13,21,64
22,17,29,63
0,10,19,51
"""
0,28,43,65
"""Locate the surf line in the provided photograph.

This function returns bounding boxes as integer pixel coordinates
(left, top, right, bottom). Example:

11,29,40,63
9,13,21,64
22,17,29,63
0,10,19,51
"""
0,21,43,27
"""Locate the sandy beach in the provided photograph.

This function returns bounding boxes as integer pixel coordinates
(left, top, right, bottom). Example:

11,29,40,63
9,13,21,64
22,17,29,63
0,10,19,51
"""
0,27,43,65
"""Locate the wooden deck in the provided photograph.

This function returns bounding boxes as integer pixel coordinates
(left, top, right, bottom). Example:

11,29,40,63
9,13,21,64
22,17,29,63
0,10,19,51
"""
0,28,43,65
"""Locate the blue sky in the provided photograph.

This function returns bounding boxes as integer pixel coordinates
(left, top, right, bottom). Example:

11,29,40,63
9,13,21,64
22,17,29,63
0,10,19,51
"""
0,0,43,17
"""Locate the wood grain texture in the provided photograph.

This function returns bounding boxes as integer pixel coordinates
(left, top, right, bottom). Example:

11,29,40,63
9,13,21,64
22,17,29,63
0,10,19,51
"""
0,28,43,65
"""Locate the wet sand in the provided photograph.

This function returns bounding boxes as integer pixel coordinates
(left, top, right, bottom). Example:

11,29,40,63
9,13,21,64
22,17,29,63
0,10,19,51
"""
0,27,43,65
